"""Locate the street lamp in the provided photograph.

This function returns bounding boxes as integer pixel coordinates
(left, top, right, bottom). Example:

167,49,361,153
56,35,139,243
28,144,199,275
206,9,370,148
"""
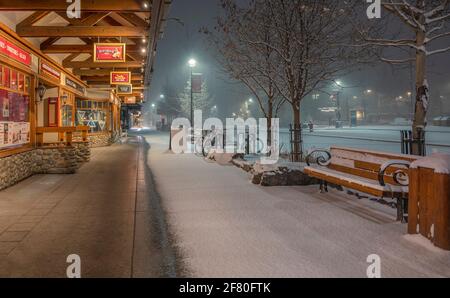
333,81,344,123
188,58,197,143
188,59,197,68
160,94,165,99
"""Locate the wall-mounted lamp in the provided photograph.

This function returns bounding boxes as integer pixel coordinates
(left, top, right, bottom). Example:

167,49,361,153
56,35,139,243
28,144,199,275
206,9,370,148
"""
36,84,47,102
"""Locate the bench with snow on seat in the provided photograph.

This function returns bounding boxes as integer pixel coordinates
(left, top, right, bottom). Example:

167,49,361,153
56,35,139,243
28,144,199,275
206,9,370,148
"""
304,147,422,222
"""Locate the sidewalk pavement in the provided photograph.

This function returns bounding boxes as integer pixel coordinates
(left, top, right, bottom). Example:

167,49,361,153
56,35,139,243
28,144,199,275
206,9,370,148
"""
0,137,177,277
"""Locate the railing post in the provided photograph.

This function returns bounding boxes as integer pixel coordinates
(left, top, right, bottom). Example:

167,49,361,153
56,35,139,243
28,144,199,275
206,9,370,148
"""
36,132,43,147
66,131,73,146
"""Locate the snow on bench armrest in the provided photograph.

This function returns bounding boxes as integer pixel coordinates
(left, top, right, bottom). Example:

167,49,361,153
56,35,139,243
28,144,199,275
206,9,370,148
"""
410,153,450,174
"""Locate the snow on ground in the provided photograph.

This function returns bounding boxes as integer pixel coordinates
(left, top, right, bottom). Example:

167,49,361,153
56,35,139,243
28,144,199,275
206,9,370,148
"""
144,132,450,278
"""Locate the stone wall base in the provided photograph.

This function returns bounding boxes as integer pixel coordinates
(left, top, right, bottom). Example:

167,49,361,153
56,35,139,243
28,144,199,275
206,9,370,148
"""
73,131,121,148
0,142,91,191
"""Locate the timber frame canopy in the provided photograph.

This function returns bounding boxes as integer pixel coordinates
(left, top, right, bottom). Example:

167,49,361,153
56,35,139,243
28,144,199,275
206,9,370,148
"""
0,0,171,99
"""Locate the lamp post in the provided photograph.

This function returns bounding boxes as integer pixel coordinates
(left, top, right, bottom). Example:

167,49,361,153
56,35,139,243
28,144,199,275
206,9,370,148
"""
334,81,344,125
188,58,197,143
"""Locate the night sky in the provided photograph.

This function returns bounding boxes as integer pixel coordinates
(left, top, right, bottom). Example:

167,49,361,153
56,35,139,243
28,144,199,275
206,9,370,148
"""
147,0,450,123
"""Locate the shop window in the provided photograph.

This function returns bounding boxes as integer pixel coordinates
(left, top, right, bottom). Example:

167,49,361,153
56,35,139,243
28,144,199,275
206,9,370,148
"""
60,91,74,127
0,89,30,150
25,76,30,94
76,100,109,133
18,73,24,92
10,70,18,91
4,67,10,89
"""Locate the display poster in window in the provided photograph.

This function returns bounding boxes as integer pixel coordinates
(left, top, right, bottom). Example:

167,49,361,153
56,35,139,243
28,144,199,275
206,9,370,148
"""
0,122,30,149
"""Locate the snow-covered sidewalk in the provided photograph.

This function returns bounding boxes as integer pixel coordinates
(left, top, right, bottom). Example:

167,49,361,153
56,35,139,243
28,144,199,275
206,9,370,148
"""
144,132,450,278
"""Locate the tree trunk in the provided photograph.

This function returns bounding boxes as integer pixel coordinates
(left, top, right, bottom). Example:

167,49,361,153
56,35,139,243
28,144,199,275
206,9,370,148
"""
412,26,427,156
292,102,302,162
267,101,273,149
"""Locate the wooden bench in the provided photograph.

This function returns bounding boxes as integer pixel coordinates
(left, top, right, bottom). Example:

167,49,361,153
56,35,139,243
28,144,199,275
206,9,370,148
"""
304,147,422,222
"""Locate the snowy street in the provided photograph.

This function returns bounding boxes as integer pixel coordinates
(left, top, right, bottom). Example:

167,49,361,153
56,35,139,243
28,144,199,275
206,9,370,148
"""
280,126,450,155
144,132,450,278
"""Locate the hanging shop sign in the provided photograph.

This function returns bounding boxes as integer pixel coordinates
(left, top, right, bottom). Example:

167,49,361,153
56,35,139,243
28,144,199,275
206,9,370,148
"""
40,62,61,80
124,96,136,104
94,43,126,62
65,77,86,94
117,84,133,95
110,71,131,85
0,36,32,66
191,73,203,93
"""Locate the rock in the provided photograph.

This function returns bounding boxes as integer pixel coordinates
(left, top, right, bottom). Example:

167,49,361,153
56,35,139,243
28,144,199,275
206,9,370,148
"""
250,161,320,187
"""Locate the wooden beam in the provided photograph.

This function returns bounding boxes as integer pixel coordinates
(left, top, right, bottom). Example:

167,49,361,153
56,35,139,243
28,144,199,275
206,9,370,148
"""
38,12,111,50
0,0,149,12
63,60,144,68
17,26,147,38
17,11,50,27
82,75,143,82
63,53,80,64
117,13,149,27
43,44,140,54
56,12,111,26
73,69,143,76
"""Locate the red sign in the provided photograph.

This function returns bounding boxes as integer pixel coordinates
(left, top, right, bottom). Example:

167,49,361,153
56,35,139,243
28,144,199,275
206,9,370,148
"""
110,71,131,85
0,37,31,66
124,97,136,104
191,73,203,93
94,43,126,62
41,62,61,80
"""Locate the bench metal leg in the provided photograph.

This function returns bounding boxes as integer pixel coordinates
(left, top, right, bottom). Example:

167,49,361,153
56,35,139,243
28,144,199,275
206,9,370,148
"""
396,198,408,223
319,181,328,193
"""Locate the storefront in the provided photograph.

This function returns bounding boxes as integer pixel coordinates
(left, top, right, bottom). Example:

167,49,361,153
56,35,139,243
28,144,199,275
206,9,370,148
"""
0,26,90,190
0,31,34,157
74,90,122,147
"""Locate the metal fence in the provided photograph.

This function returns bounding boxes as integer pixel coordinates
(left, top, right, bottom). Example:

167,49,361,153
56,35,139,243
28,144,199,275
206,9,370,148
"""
400,130,426,156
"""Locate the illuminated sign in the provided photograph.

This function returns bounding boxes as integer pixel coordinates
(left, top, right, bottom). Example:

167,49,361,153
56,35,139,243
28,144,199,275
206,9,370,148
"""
94,43,126,62
117,84,133,95
0,36,31,66
110,71,131,85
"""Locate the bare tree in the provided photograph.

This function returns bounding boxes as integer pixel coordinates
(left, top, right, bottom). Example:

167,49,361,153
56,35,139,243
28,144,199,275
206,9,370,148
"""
253,0,372,160
358,0,450,155
207,0,373,160
204,0,285,146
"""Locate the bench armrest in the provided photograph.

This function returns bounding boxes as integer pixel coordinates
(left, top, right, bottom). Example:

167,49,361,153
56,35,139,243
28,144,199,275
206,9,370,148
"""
378,160,411,187
306,149,332,167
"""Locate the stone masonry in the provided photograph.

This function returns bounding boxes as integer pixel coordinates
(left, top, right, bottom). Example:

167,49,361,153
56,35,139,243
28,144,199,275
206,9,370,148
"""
0,142,91,191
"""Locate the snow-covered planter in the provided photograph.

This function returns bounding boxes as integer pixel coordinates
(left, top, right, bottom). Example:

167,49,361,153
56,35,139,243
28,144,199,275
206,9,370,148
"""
251,161,319,187
231,158,254,173
206,150,244,165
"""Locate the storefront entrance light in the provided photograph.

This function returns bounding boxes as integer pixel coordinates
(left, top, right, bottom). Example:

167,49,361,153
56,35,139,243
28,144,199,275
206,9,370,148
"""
36,84,47,102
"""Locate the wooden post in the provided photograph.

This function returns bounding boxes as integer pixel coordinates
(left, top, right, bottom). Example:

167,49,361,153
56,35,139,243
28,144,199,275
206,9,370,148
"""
36,132,43,147
408,168,420,235
434,173,450,250
409,165,450,250
66,131,73,146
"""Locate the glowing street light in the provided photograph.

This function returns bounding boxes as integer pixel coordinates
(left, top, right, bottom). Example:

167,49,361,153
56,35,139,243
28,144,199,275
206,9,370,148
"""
160,94,165,99
188,58,197,68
